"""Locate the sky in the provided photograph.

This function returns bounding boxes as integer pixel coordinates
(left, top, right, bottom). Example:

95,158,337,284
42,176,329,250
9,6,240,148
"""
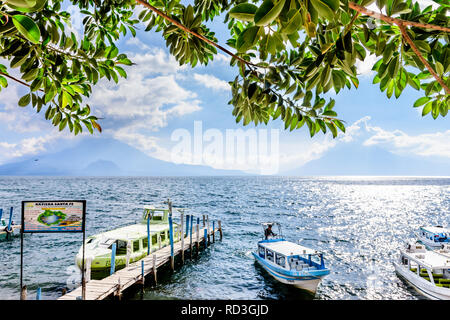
0,0,448,175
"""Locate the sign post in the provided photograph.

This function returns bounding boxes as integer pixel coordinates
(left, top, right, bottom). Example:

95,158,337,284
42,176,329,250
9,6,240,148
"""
20,200,86,300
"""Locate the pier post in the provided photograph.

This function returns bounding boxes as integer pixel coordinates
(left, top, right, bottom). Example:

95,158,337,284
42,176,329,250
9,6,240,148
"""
185,214,190,237
36,287,41,300
180,211,185,264
207,215,210,245
218,220,223,241
20,285,27,300
168,201,174,271
6,207,13,239
202,215,205,227
126,240,131,267
147,212,151,255
116,277,122,300
204,228,207,249
141,260,145,287
86,257,92,282
189,216,193,259
110,242,117,275
0,208,2,222
153,254,157,285
196,223,200,256
212,221,215,243
158,234,161,250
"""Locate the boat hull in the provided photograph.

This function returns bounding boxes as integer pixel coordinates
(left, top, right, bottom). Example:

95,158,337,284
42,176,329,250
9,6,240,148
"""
252,252,326,294
394,262,450,300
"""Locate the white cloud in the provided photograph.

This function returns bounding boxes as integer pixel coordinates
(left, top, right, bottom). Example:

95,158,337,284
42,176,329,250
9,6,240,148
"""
0,81,50,133
125,37,151,51
363,125,450,158
356,54,378,77
0,131,78,164
193,73,229,91
214,53,231,64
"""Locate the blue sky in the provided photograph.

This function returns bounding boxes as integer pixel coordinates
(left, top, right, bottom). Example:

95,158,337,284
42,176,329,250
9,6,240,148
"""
0,1,449,175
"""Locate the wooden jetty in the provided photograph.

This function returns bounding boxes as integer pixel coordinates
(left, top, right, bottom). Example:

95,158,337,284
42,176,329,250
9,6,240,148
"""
58,220,222,300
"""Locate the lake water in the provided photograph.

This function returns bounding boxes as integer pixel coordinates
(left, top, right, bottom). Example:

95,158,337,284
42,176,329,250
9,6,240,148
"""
0,176,449,300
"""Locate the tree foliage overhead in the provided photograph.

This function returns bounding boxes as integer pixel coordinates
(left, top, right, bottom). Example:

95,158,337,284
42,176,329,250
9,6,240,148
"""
0,0,448,137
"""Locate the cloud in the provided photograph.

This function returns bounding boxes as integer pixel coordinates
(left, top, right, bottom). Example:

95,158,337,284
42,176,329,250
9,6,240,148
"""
193,73,229,91
0,131,78,164
356,54,378,77
363,125,450,158
0,79,50,133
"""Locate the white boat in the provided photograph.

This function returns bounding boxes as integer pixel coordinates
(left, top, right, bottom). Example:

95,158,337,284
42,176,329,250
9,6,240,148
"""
394,242,450,300
252,223,330,294
417,226,450,248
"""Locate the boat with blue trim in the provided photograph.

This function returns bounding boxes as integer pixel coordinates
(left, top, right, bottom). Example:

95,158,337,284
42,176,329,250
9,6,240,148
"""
417,226,449,248
252,223,330,294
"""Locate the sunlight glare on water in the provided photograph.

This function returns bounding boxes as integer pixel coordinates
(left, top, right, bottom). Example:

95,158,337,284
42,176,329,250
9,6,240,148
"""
0,176,448,300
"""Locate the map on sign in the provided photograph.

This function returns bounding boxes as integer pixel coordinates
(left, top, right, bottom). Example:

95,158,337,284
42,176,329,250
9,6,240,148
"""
22,201,85,233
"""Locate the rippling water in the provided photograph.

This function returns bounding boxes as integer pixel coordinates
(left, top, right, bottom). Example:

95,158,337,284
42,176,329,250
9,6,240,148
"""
0,176,449,300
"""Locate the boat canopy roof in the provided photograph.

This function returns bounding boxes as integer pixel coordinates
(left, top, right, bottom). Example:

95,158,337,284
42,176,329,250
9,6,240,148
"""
402,249,450,269
260,240,319,256
420,226,449,234
90,223,170,241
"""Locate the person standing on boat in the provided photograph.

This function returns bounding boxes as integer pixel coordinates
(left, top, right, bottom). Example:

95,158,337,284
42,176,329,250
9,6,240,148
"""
265,224,277,240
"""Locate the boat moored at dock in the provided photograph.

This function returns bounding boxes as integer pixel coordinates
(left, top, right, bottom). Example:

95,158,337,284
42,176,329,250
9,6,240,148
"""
252,223,330,294
394,242,450,300
417,226,449,248
75,206,181,276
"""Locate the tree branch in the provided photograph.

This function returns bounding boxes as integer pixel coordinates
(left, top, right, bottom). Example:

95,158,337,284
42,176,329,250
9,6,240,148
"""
135,0,259,68
0,71,40,90
398,24,450,94
349,1,450,95
348,2,450,33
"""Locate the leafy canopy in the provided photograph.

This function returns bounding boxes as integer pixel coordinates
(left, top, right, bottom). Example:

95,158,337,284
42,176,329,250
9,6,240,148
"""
0,0,448,137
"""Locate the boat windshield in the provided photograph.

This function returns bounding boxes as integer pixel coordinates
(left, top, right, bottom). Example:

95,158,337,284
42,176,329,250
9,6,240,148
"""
99,238,116,247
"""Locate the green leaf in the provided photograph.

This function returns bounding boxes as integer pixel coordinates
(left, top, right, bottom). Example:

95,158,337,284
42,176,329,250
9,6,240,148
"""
0,76,7,88
310,0,335,20
281,10,302,34
18,93,31,107
422,101,432,116
236,26,260,52
229,3,258,22
254,0,286,26
333,119,345,133
413,97,430,108
12,15,41,44
6,0,46,13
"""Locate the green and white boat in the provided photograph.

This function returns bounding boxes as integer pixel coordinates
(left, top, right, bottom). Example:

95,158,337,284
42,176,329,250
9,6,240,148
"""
75,206,182,277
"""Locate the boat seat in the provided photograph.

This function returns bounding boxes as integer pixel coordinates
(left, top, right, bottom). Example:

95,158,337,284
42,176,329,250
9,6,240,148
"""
419,272,443,278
